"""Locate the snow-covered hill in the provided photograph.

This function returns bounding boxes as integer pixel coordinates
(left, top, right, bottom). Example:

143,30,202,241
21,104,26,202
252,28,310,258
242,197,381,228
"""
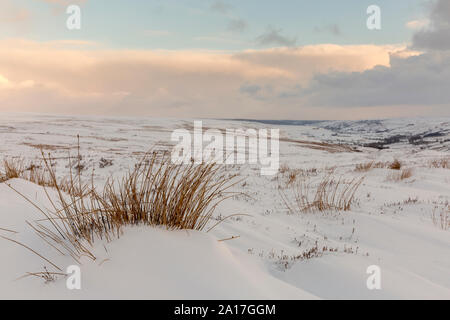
0,113,449,299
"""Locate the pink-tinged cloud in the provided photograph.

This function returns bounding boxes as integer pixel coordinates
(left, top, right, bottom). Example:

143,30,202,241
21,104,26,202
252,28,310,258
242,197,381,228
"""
38,0,87,5
0,1,32,29
0,39,420,119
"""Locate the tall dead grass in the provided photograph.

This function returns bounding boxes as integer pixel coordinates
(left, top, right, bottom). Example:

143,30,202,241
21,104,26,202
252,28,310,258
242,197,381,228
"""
281,174,364,214
432,206,450,231
389,159,402,170
97,153,237,231
2,158,25,180
6,151,240,265
429,158,449,169
354,161,388,172
1,155,85,196
387,168,414,182
278,165,318,187
354,162,375,172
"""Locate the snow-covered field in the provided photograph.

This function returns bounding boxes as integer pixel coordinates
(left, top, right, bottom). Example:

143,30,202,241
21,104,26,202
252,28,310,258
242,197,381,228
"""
0,112,449,300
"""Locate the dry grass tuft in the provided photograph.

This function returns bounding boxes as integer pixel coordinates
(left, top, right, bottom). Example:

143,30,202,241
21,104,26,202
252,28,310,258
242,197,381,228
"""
7,151,240,266
286,170,300,186
429,157,449,169
279,164,290,175
95,152,239,232
3,158,25,180
1,156,84,196
24,164,58,189
354,160,389,172
279,165,318,187
432,206,450,230
387,168,413,182
355,161,375,172
389,159,402,170
281,174,364,214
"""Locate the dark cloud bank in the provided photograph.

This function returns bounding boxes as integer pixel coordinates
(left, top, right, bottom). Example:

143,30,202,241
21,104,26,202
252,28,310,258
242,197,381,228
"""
297,0,450,110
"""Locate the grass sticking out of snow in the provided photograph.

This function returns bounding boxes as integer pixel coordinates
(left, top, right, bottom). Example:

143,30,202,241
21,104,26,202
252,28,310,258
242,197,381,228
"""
429,157,449,169
387,168,414,182
432,205,450,231
5,150,241,268
2,158,24,180
281,174,364,214
389,159,402,170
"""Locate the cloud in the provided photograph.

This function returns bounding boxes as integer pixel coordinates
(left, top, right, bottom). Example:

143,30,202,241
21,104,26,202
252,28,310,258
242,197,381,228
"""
228,18,248,33
239,84,262,96
233,44,403,82
0,8,30,24
210,1,232,14
280,0,450,114
0,0,31,30
39,0,87,5
193,35,241,44
209,1,247,34
314,24,341,36
406,19,430,30
412,0,450,50
294,51,450,108
256,26,297,47
0,75,10,86
36,0,87,15
0,39,406,119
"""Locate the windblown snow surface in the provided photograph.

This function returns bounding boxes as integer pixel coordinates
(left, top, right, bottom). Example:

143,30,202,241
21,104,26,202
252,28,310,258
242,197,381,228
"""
0,113,449,299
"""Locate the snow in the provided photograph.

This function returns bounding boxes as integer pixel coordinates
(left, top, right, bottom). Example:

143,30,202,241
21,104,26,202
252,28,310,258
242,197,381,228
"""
0,180,314,299
0,112,449,299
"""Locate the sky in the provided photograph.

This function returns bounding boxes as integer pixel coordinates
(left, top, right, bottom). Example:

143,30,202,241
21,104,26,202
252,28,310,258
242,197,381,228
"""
0,0,449,120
